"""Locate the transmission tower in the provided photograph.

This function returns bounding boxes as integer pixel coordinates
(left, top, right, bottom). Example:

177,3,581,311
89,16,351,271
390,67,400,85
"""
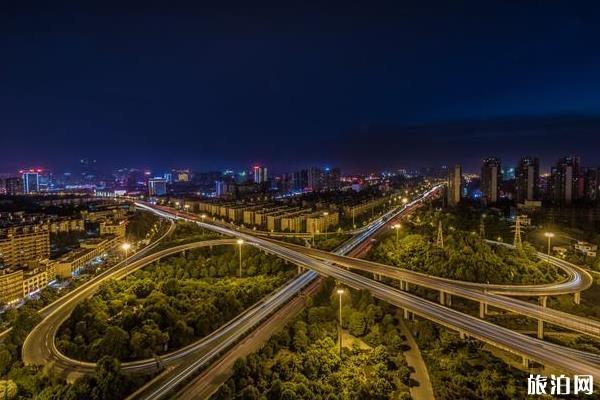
436,220,444,248
512,215,530,250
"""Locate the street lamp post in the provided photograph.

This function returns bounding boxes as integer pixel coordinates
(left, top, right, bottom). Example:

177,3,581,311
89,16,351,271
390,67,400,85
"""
337,288,344,357
237,239,244,277
323,212,329,238
544,232,554,262
200,214,207,234
121,242,131,270
392,224,401,246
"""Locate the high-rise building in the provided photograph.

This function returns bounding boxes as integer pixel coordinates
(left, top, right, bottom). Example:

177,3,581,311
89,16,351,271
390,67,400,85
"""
148,178,167,196
515,156,539,204
252,166,268,184
292,169,309,191
0,224,50,267
447,164,462,206
551,155,581,205
481,157,502,204
22,170,40,194
4,177,23,195
583,167,599,203
215,180,232,197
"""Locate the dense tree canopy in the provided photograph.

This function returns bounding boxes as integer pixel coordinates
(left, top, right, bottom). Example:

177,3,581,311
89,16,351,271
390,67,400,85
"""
369,207,561,284
58,246,294,361
212,281,413,400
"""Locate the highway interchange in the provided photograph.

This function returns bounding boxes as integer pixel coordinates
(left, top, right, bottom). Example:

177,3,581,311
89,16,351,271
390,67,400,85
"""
16,185,600,398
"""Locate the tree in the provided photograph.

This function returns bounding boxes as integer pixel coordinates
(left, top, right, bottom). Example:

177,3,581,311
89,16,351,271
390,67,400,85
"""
348,311,367,336
97,326,129,360
0,348,13,376
92,357,125,400
0,380,17,400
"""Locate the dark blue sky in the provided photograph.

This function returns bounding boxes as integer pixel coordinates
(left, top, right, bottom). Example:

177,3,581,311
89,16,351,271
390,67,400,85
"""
2,1,600,173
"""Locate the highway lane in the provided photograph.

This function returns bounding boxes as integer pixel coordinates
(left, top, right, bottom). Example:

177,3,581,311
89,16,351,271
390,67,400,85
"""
276,241,600,338
252,243,600,380
27,185,600,398
127,190,442,399
138,195,600,397
21,187,438,381
22,239,250,375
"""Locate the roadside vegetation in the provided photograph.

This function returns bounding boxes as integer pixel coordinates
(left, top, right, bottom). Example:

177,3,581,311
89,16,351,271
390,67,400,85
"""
212,279,414,400
367,206,562,284
57,246,295,362
408,318,530,399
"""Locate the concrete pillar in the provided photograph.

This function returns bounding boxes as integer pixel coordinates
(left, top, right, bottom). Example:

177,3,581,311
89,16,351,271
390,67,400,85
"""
522,356,530,368
403,308,409,320
484,303,489,314
399,280,405,291
574,292,581,305
297,265,302,275
446,294,452,306
439,290,445,305
537,296,547,339
459,331,465,340
479,302,485,319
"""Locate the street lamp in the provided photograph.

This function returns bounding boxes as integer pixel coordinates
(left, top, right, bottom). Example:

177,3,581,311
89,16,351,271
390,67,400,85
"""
323,212,329,238
337,288,344,357
237,239,244,277
121,242,131,269
392,224,401,246
544,232,555,262
402,198,408,205
200,214,207,234
184,204,190,213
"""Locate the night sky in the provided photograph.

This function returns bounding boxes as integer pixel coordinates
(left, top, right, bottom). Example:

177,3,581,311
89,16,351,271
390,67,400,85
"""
2,1,600,174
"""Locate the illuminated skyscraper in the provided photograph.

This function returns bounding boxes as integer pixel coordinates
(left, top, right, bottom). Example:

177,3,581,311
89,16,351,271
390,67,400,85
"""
551,155,581,205
253,166,268,184
516,156,539,204
447,164,462,206
22,170,40,194
148,178,167,196
481,157,501,204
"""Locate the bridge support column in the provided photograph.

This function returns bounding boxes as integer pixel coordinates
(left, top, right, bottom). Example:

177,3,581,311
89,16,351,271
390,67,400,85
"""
446,294,452,306
403,308,409,320
459,331,465,340
297,265,302,275
574,291,581,305
479,302,485,319
537,296,547,339
399,280,405,291
522,356,530,368
439,290,445,305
